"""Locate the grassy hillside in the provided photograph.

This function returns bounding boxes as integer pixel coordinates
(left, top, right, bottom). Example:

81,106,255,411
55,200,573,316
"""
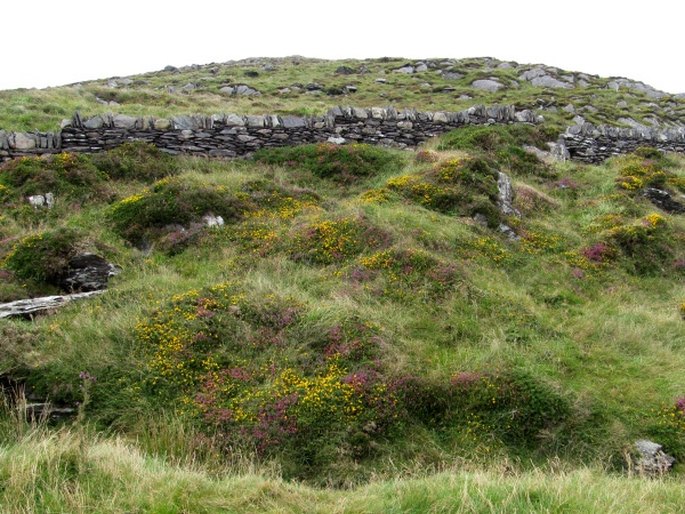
1,58,684,512
1,56,684,132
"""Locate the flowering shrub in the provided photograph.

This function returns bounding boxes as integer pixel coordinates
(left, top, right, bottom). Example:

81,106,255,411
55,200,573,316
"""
289,217,389,265
580,242,616,264
395,370,570,446
607,213,674,274
136,282,398,477
650,397,685,459
2,227,84,284
108,177,250,245
386,157,501,226
0,152,111,203
614,150,684,193
352,248,459,300
253,143,403,183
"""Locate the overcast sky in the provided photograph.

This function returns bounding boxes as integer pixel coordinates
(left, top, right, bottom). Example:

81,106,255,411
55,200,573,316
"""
3,0,684,93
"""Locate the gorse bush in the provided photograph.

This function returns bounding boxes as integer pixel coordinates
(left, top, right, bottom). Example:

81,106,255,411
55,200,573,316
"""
607,212,674,274
386,157,502,226
351,248,460,301
136,282,397,479
91,141,180,182
2,227,84,284
289,216,390,265
253,143,403,183
0,152,111,203
614,150,685,193
108,177,249,245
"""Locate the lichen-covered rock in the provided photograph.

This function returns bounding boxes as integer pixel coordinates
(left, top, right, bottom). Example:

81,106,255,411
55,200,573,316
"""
633,439,675,475
0,291,104,319
471,79,503,92
642,188,685,214
58,254,120,292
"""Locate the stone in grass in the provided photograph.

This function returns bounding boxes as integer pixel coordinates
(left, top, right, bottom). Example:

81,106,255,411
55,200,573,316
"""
471,79,503,92
0,291,104,319
633,440,675,476
58,254,121,293
642,188,685,214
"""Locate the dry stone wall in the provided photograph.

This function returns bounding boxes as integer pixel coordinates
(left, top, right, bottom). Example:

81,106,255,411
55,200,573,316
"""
0,105,538,162
559,123,685,163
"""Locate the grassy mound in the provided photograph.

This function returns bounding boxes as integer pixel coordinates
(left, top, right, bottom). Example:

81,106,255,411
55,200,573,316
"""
253,143,404,183
90,141,180,182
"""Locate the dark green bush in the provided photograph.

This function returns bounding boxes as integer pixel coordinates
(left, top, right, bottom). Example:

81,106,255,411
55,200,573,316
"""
437,124,552,153
0,153,111,202
108,177,249,245
253,143,403,183
91,141,179,182
3,227,83,283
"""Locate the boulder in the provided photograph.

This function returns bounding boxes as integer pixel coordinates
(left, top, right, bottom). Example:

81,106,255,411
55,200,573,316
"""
497,172,520,217
335,65,356,75
642,188,685,213
27,193,55,209
471,79,503,92
395,65,415,74
11,133,36,150
633,440,675,475
202,214,225,228
531,76,571,89
58,254,121,292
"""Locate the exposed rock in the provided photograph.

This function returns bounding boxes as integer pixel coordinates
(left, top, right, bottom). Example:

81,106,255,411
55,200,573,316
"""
59,254,121,292
642,188,685,213
375,78,387,84
471,79,503,92
519,68,547,81
0,291,104,319
335,65,356,75
27,193,55,209
499,223,520,241
219,84,260,96
415,63,428,73
327,136,346,145
497,171,520,217
202,214,225,228
305,83,324,91
344,85,358,93
441,71,464,80
562,104,576,114
163,65,179,73
395,65,415,74
531,76,571,89
633,440,676,475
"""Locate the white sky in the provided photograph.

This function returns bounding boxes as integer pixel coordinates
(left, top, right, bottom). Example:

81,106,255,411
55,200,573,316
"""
2,0,685,94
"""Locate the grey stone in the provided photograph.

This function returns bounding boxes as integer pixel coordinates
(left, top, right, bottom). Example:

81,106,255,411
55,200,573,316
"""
246,115,265,128
235,84,260,96
642,187,685,213
415,63,428,73
172,116,198,130
375,78,387,84
113,115,138,129
519,68,547,81
281,116,306,129
59,254,120,292
83,115,105,129
531,76,571,89
397,121,413,130
497,172,520,217
572,115,586,125
395,65,414,74
433,112,448,123
499,223,520,241
633,440,675,475
11,133,36,150
202,214,225,227
27,192,55,209
237,134,257,142
219,86,235,95
163,65,178,72
0,291,104,319
153,118,172,130
327,136,346,145
442,71,464,80
562,104,576,114
471,79,503,92
335,65,356,75
224,114,245,127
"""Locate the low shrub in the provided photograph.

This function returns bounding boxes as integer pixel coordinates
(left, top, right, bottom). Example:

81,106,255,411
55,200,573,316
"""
437,124,553,153
289,216,390,265
253,143,403,183
108,177,249,245
607,212,675,274
0,153,111,203
396,370,571,446
386,157,502,226
649,397,685,460
136,282,397,479
2,227,84,284
615,150,684,193
91,141,179,182
351,248,459,300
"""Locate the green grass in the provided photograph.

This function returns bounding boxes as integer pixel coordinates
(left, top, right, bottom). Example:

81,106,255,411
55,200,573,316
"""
1,65,685,510
1,425,684,513
1,56,682,132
